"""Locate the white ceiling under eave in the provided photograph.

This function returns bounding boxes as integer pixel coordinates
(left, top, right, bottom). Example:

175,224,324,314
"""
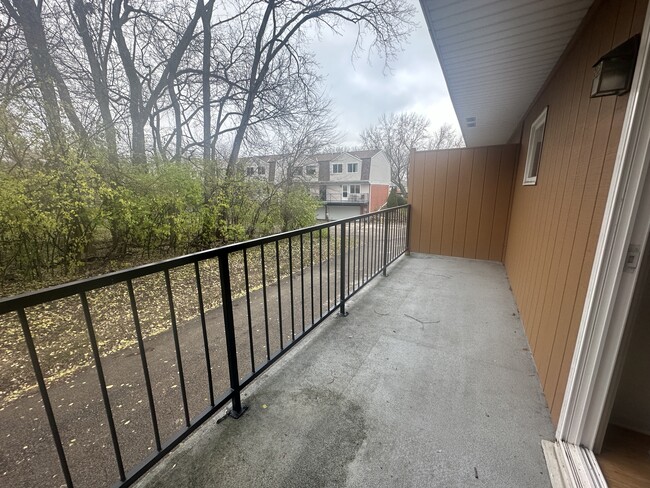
420,0,594,147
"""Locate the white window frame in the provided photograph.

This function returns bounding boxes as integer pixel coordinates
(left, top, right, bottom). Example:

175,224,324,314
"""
246,167,255,176
332,163,343,174
349,184,360,194
306,165,316,176
342,184,348,199
347,163,358,173
523,106,548,186
257,166,265,175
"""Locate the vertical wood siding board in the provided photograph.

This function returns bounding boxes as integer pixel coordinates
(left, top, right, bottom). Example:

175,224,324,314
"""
453,149,473,257
464,148,481,259
409,153,424,252
442,150,460,256
423,151,435,253
529,60,581,356
414,152,428,253
477,147,500,260
451,149,463,255
415,152,429,253
427,151,439,254
465,148,487,259
541,96,615,395
518,113,546,332
431,150,449,255
419,151,437,253
501,144,521,261
489,148,511,261
534,94,604,391
506,155,528,302
531,60,587,358
536,2,620,396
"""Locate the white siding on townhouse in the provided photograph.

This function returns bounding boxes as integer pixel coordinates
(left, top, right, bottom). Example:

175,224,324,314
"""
368,151,391,185
328,154,363,182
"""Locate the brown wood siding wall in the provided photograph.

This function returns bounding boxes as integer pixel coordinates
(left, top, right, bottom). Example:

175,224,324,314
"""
503,0,647,425
408,145,518,261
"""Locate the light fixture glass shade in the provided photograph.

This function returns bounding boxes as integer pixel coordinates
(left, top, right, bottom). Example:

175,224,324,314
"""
591,34,640,98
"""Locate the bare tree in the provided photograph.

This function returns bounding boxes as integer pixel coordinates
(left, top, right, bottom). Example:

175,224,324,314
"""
361,113,463,194
224,0,416,176
429,122,464,150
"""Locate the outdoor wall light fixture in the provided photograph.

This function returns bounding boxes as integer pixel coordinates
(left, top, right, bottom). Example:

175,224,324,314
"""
591,34,640,98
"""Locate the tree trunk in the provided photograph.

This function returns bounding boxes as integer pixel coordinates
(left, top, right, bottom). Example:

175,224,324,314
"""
111,0,147,167
201,4,212,163
73,0,118,165
4,0,65,152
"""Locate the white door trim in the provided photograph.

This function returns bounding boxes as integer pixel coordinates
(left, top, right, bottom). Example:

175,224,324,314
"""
557,5,650,451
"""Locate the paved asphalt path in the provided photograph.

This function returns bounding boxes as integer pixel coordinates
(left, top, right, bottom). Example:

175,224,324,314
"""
0,223,399,488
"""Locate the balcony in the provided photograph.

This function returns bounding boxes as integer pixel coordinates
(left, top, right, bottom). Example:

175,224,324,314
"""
321,193,369,204
0,205,554,488
135,254,553,488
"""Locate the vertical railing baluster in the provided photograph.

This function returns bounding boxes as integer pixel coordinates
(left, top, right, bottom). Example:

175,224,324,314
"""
373,214,377,275
288,238,295,341
339,221,347,316
80,292,126,481
300,233,305,333
327,226,331,310
334,225,338,306
383,210,390,276
310,231,314,325
406,206,411,254
243,249,255,373
275,240,284,350
352,220,357,291
218,253,246,418
363,216,368,283
260,245,270,360
17,308,73,488
319,228,323,318
342,222,352,297
194,262,215,406
164,270,190,427
127,280,162,451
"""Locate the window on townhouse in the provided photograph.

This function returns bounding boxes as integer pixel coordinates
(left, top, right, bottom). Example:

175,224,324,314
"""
292,167,303,176
246,167,255,176
258,166,265,175
347,163,358,173
342,184,348,199
306,165,317,175
350,184,360,194
523,106,547,185
332,163,343,174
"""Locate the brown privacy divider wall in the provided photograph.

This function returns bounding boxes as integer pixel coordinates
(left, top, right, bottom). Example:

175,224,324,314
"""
408,145,519,261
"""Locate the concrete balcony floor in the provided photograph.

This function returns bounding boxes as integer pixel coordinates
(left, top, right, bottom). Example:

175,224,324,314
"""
135,254,554,488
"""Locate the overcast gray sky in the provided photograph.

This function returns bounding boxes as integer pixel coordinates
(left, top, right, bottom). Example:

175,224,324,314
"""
307,0,460,146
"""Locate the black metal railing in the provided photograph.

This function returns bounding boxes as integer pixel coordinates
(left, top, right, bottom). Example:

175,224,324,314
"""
0,204,410,488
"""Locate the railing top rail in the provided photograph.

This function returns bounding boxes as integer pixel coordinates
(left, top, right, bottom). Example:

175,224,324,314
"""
0,205,409,314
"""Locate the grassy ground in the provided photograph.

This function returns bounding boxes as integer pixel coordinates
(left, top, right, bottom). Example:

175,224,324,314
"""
0,230,345,407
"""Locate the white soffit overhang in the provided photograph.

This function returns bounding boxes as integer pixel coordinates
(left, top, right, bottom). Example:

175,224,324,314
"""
420,0,594,147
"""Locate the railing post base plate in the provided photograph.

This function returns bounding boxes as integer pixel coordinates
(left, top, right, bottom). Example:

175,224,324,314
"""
338,311,349,317
228,405,248,419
